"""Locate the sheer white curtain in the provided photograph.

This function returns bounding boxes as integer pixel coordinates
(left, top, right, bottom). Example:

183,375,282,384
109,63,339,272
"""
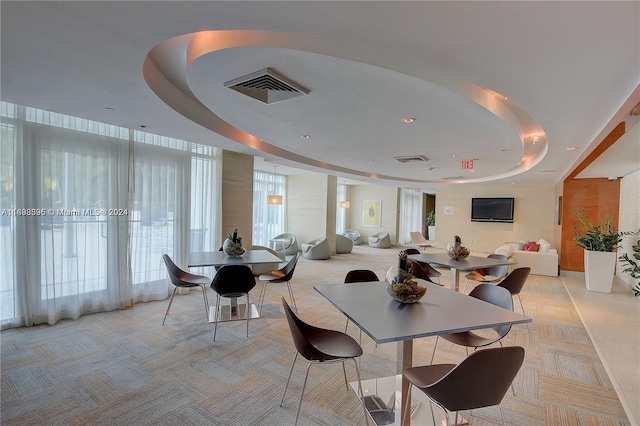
0,102,218,329
336,183,347,234
252,170,284,247
398,188,423,246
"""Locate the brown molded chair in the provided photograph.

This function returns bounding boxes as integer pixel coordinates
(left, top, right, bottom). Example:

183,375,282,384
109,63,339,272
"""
258,252,300,313
404,248,442,284
343,270,379,343
431,284,514,364
402,346,525,426
280,298,369,426
162,254,210,325
210,265,256,341
497,267,531,331
463,254,509,293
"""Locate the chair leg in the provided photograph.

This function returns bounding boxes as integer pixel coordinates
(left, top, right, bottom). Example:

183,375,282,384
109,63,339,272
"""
516,294,530,331
294,363,313,426
287,282,297,313
430,336,439,364
258,280,268,313
201,285,209,322
341,361,349,390
352,358,370,426
345,318,350,334
499,404,506,426
213,294,221,341
162,286,179,325
280,352,298,407
401,384,413,426
246,293,250,338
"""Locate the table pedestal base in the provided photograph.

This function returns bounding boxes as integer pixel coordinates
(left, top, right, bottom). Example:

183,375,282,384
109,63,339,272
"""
350,375,468,425
208,303,260,323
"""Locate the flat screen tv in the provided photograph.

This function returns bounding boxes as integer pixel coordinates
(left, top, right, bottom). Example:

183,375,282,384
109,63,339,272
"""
471,198,514,223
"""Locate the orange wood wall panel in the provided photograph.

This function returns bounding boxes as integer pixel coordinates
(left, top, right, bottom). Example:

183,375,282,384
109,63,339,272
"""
560,178,620,271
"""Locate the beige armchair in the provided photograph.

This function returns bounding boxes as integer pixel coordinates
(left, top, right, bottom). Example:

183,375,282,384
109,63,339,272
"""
301,236,331,260
270,233,299,256
368,231,391,248
250,245,285,277
343,229,362,245
335,234,354,254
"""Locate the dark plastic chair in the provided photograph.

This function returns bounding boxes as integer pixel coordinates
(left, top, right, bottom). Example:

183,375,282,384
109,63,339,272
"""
402,346,525,426
463,254,509,292
258,252,300,313
280,298,369,426
497,267,531,331
162,254,210,325
210,265,256,341
343,270,379,342
431,284,514,364
404,248,441,284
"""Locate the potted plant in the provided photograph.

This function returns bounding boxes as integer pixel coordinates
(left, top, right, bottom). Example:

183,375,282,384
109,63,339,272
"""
573,212,623,293
426,210,436,241
619,238,640,297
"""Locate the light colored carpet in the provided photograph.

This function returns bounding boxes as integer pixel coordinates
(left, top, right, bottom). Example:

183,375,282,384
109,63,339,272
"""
1,245,629,425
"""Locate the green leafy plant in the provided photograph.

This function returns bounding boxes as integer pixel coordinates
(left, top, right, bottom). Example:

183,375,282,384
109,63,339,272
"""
619,238,640,297
573,212,623,252
426,210,435,226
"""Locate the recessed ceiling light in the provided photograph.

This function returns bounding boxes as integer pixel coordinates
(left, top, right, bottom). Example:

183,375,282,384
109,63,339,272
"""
450,154,456,158
301,134,311,139
139,125,149,129
402,117,416,123
566,146,577,151
104,106,114,111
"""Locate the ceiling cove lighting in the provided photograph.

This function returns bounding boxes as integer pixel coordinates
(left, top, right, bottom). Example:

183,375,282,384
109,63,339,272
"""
266,166,283,205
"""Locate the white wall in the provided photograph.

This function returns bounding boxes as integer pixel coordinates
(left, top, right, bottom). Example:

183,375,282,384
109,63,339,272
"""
349,184,399,245
286,173,337,246
617,169,640,288
434,184,557,253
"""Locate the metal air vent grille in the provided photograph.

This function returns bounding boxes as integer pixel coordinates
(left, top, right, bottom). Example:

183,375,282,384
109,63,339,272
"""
224,68,309,105
393,155,430,164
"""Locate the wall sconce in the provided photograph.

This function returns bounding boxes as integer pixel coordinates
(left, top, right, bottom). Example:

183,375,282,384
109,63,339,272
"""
338,200,350,208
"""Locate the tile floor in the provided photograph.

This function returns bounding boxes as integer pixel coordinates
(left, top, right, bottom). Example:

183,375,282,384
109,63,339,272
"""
562,272,639,425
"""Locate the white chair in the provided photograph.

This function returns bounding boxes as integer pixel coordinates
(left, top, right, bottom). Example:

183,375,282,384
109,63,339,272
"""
410,231,436,250
368,231,391,248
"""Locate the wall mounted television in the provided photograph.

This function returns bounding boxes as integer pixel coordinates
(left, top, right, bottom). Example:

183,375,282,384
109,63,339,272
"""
471,198,515,223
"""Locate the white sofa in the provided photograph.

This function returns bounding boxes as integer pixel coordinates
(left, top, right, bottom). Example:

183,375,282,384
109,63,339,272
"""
495,242,559,277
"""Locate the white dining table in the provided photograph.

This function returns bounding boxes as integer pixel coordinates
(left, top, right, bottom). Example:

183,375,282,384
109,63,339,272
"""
189,250,283,322
408,252,516,292
314,280,531,425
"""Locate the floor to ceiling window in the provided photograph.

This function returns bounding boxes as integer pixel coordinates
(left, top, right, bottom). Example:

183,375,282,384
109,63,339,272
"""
253,170,284,247
0,102,218,329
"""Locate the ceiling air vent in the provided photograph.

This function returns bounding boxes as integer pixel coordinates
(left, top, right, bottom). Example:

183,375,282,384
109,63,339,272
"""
224,68,309,105
393,155,430,164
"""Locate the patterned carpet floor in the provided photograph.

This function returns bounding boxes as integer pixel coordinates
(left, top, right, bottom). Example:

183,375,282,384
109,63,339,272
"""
1,245,630,425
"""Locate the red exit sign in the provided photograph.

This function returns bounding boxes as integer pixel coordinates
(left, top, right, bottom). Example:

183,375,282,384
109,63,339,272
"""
461,159,474,170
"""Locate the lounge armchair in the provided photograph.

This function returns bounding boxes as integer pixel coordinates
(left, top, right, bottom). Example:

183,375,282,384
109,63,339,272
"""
368,231,391,248
409,231,436,250
270,233,299,256
250,245,285,277
335,234,354,254
301,236,331,260
343,229,362,245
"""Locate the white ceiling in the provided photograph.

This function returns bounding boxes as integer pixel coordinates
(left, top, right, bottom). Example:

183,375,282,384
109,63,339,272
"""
2,1,639,192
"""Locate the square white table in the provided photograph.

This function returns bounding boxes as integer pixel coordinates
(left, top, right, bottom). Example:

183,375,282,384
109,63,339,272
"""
314,281,531,425
408,253,516,292
189,250,283,322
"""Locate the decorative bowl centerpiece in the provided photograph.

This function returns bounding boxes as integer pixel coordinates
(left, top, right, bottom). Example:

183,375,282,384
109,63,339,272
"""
385,250,427,303
223,228,245,257
447,235,470,260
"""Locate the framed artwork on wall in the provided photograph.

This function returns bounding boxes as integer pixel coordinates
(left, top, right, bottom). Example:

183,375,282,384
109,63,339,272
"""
363,200,382,227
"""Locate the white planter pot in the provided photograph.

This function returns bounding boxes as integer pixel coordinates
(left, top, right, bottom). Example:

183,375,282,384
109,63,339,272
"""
584,250,616,293
428,226,436,241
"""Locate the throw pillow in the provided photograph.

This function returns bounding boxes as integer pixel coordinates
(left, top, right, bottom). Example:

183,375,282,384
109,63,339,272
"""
524,241,539,251
537,238,552,253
